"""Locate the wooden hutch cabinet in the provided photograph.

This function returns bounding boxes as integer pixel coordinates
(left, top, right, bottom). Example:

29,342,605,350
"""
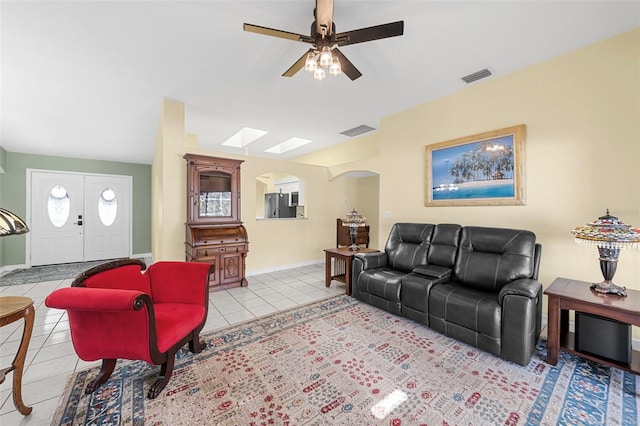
184,154,249,291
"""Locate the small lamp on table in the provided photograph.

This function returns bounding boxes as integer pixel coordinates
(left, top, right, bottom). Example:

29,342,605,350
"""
571,209,640,297
341,209,367,251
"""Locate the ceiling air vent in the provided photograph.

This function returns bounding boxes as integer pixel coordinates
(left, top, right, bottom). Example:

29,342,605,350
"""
340,125,376,137
461,68,493,84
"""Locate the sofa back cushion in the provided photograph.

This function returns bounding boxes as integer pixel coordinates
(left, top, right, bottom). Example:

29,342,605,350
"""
454,226,536,292
427,224,462,268
385,223,434,272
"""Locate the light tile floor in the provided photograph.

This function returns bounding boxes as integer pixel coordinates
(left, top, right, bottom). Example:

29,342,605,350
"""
0,262,343,425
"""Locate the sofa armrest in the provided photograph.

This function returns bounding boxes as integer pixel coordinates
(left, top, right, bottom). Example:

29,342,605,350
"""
499,278,543,365
498,278,541,305
354,252,388,270
352,252,388,299
412,264,452,280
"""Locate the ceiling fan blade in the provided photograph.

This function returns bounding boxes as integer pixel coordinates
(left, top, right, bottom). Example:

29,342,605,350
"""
243,23,314,44
333,48,362,81
335,21,404,46
315,0,334,36
282,49,313,77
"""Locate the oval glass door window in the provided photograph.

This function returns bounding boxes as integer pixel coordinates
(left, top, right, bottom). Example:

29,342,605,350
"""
98,188,118,227
48,185,71,227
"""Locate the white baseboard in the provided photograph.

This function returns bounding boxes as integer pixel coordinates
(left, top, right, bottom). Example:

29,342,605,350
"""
246,259,323,277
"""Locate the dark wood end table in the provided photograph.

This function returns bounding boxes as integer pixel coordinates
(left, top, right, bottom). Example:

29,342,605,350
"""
324,247,379,295
544,277,640,374
0,296,35,415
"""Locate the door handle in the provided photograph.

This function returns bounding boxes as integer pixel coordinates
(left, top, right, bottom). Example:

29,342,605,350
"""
74,214,83,226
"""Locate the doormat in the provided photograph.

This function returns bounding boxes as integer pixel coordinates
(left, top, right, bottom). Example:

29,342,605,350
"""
0,259,119,286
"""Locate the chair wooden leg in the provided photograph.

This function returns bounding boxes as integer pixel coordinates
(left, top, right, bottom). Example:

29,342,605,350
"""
147,351,175,399
188,329,205,354
86,359,117,394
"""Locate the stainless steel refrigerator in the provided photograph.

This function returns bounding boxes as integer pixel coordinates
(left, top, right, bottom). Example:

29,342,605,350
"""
265,193,296,218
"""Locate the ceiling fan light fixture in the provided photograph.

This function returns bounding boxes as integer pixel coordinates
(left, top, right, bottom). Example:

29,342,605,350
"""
304,52,318,72
329,56,341,76
319,46,333,67
313,67,326,81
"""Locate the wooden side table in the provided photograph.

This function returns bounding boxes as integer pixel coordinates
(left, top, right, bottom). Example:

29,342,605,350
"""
544,277,640,374
324,247,379,295
0,296,35,415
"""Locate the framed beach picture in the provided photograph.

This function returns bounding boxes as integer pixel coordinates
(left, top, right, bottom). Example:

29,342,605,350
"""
425,124,526,206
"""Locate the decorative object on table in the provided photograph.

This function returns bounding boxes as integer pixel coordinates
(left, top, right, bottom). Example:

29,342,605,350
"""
0,208,29,236
424,124,526,207
336,218,369,248
571,209,640,297
340,208,367,251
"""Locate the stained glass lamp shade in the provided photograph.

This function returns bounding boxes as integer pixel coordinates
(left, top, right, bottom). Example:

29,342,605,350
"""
571,210,640,297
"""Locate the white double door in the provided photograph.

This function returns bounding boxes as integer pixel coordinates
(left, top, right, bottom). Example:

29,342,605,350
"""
30,171,132,266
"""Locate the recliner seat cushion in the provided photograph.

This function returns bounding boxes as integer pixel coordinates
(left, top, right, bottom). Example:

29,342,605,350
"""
355,267,404,302
428,282,501,339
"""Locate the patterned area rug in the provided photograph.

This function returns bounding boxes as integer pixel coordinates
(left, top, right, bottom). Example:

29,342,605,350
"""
52,296,639,425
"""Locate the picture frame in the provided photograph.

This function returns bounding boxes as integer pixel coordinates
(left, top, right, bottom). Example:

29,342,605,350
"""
425,124,526,206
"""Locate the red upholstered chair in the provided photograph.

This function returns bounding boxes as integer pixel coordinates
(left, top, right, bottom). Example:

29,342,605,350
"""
44,259,212,399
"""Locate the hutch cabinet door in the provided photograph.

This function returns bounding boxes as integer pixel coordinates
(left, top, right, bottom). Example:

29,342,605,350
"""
184,154,243,225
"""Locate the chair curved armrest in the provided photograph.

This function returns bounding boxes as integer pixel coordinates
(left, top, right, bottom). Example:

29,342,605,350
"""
45,287,160,363
498,279,541,305
45,287,148,312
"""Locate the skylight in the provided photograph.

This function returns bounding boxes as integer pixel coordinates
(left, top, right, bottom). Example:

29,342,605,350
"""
222,127,268,147
265,137,312,154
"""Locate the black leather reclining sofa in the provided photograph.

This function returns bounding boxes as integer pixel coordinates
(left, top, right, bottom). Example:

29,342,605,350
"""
352,223,542,366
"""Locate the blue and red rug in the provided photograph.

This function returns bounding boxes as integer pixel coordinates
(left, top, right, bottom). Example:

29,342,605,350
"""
52,296,638,425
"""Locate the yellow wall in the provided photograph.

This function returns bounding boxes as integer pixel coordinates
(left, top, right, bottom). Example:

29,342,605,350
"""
152,109,366,271
153,29,639,292
296,28,640,292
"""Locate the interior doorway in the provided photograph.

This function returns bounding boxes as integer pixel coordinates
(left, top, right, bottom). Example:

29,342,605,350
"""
29,170,132,266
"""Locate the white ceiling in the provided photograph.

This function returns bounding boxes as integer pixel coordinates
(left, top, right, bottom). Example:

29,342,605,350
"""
1,1,638,165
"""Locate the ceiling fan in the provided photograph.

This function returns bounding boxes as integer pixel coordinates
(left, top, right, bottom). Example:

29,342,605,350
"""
243,0,404,81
